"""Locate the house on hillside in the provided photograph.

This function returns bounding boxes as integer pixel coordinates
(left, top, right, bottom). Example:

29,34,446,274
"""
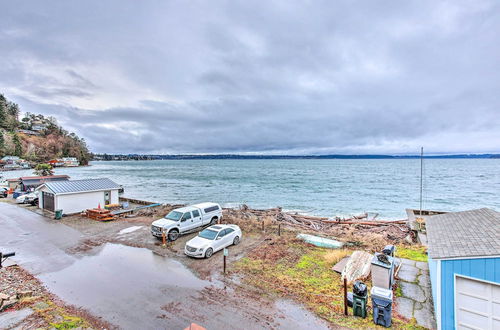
427,208,500,329
36,178,120,214
62,157,80,167
17,129,40,136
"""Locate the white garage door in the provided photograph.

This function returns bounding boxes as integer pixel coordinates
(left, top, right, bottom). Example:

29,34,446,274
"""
456,276,500,329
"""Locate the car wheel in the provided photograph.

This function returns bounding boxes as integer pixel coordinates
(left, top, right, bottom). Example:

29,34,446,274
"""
233,236,240,245
210,217,217,225
168,230,179,241
205,248,213,258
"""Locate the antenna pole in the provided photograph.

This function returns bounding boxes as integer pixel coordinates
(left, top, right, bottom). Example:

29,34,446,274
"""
419,147,423,216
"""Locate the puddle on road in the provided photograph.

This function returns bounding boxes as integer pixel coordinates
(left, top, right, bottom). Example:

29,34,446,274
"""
38,243,207,329
37,243,329,330
118,226,144,235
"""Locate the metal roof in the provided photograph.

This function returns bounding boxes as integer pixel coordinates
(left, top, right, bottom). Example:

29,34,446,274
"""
426,208,500,259
40,178,120,195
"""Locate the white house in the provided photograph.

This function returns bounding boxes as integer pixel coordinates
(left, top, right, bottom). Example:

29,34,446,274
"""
36,178,120,215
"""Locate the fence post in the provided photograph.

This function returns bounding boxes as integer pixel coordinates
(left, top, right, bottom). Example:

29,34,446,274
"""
344,277,348,316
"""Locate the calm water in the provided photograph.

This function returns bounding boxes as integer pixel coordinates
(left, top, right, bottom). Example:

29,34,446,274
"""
2,159,499,218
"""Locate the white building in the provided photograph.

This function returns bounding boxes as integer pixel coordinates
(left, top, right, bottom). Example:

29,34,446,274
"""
36,178,120,215
62,157,80,167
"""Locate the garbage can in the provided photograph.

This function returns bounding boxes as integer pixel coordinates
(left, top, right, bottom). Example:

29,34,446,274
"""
55,209,63,220
382,245,395,257
371,286,393,327
352,281,368,318
371,253,395,289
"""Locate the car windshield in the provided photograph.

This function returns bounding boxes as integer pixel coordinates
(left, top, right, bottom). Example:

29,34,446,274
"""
165,211,183,221
198,229,218,240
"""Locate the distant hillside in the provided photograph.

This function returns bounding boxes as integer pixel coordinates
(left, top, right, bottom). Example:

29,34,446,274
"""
93,153,500,160
0,93,90,165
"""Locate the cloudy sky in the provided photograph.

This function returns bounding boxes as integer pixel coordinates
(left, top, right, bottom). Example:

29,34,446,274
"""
1,0,499,154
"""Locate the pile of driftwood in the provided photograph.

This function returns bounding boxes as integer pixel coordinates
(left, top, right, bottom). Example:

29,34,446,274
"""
232,204,408,234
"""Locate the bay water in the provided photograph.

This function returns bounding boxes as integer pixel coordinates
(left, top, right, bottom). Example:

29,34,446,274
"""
2,159,498,219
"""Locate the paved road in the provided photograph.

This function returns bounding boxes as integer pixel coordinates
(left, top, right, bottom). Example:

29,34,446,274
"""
0,203,331,330
0,202,81,274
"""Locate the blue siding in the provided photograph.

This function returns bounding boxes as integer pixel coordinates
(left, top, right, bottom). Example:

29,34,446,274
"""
440,257,500,329
428,257,438,318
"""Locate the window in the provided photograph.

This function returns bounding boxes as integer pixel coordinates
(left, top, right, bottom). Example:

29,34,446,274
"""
225,228,234,234
165,211,183,221
199,229,218,240
204,205,220,213
181,212,192,221
217,229,227,238
192,210,200,217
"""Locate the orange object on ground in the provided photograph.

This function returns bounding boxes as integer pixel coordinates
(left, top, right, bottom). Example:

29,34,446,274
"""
184,323,206,330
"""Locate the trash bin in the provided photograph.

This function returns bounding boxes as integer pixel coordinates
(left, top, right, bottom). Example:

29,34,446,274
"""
371,286,393,327
55,209,63,220
371,253,395,289
352,281,368,318
382,245,395,257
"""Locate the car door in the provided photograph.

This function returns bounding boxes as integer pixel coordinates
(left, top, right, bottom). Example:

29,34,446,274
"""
191,209,202,229
179,212,192,232
222,228,235,248
214,229,228,251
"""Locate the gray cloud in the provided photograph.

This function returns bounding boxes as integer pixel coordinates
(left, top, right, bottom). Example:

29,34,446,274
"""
0,0,499,154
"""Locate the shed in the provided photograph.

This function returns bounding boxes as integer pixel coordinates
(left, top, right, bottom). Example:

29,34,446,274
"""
427,208,500,329
36,178,120,215
7,175,70,191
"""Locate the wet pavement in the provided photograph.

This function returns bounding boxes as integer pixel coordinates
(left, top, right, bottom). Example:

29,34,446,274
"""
0,202,330,329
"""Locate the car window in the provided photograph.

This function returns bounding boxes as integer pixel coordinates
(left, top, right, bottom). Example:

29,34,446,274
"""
165,211,183,221
199,229,218,240
204,205,220,213
217,229,227,238
181,212,192,221
192,210,200,217
225,228,234,234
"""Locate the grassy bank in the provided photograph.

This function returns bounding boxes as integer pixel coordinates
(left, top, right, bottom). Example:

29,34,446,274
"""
234,237,425,329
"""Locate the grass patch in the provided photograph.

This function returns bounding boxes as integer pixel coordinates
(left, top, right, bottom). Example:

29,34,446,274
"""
396,245,428,262
395,285,403,297
235,239,426,329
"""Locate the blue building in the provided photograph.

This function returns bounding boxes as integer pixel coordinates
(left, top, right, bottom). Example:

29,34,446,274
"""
426,208,500,329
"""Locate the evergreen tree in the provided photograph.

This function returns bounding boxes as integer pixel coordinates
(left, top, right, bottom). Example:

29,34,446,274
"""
0,131,4,157
7,102,19,121
0,96,6,128
12,133,22,157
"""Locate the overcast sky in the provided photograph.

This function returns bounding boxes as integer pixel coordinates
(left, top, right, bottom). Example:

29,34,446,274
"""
1,0,499,154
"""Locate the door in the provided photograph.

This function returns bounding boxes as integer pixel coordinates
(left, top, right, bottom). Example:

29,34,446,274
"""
179,212,193,232
42,192,55,212
455,275,500,329
104,191,111,205
214,229,233,251
191,209,202,228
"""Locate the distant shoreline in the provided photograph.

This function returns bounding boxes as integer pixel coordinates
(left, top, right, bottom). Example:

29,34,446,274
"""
92,153,500,161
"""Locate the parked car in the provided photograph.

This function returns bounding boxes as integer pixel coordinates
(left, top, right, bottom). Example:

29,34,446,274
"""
151,202,223,241
0,187,8,198
16,192,38,204
185,224,242,258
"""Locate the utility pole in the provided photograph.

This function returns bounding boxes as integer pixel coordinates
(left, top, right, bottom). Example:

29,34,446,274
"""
420,147,423,216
